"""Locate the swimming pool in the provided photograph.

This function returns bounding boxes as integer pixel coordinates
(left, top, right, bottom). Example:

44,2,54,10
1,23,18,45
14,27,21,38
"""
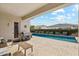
32,33,77,43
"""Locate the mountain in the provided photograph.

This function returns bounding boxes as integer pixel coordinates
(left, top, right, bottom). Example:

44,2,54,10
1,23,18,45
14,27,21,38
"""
33,24,78,29
38,24,78,29
48,24,78,27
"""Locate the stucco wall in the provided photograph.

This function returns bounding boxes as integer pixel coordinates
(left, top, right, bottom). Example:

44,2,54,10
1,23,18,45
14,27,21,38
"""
20,19,30,34
0,12,21,40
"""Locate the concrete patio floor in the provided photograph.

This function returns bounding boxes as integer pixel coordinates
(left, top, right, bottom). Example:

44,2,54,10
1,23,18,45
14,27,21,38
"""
8,36,79,56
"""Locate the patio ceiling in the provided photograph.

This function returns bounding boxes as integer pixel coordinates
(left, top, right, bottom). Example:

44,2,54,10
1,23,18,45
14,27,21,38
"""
0,3,72,20
0,3,47,17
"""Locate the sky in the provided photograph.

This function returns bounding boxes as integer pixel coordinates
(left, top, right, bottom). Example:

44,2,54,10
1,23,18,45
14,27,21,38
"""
30,4,79,26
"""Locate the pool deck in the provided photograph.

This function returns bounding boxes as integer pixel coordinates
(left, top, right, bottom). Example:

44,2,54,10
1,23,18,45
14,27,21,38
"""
8,36,79,56
27,36,79,56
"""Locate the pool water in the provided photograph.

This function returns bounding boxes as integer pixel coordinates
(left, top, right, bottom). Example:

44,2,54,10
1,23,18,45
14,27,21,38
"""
32,33,77,43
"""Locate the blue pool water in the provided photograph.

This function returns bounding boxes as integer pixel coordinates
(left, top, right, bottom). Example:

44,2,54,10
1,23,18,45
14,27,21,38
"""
32,33,77,43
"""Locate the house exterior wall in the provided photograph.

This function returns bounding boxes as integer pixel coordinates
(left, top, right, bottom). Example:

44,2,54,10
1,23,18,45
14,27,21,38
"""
0,12,30,40
20,19,30,34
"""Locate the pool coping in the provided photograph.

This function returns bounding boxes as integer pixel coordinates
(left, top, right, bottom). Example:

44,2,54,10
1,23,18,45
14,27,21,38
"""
75,37,79,43
32,33,78,43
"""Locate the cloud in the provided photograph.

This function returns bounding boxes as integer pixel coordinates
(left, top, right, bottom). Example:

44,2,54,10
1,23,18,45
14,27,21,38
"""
72,13,75,16
66,13,74,19
66,14,71,17
67,13,75,17
40,16,49,19
67,16,71,19
56,15,72,24
72,8,75,12
40,16,44,18
51,9,65,15
72,4,78,12
56,15,65,22
54,9,65,13
75,4,78,11
51,12,57,15
45,16,48,18
50,18,55,19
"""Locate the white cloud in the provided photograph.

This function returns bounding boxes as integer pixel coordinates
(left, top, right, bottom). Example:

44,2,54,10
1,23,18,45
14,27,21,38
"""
54,9,65,13
67,16,71,19
51,9,64,15
72,13,75,16
51,12,57,15
72,4,78,12
66,14,73,19
75,4,78,11
72,8,75,12
45,16,48,18
67,13,75,17
40,16,44,18
56,15,65,22
50,18,55,19
66,14,71,17
56,15,72,24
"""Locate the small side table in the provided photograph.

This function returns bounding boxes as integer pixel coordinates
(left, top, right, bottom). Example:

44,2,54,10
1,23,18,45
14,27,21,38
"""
18,42,33,56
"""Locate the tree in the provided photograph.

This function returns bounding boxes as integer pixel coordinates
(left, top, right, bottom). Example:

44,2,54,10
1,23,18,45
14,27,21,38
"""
30,25,35,30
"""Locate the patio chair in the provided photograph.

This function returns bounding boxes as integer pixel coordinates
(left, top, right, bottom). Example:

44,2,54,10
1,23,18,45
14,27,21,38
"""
0,39,11,56
0,39,7,48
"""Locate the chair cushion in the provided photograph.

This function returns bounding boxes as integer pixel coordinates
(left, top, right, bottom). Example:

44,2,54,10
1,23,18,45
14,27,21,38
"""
0,47,11,56
13,38,20,43
0,43,7,48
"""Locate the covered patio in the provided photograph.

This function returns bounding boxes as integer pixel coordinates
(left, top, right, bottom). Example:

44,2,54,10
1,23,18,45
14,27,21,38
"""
0,3,79,56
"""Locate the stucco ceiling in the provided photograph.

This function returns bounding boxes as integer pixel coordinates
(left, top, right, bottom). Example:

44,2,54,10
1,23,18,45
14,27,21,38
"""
0,3,47,17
